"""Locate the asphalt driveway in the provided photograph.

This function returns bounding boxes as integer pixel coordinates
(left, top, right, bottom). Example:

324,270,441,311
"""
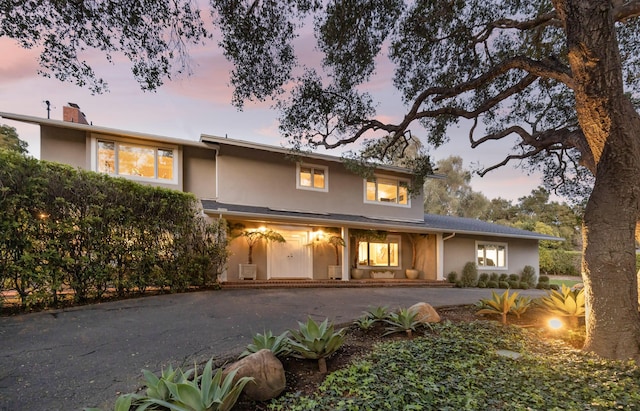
0,287,545,411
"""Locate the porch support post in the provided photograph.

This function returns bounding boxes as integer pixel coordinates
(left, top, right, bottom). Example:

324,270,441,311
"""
436,233,444,281
341,226,350,281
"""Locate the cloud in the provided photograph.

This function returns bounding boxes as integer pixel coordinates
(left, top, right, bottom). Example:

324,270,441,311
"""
0,39,41,83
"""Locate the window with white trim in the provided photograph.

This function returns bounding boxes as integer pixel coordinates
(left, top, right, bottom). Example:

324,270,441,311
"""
365,176,409,205
297,163,328,191
96,139,177,183
358,235,400,268
476,242,507,269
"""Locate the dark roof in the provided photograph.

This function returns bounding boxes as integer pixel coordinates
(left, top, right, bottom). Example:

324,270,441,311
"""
201,200,562,241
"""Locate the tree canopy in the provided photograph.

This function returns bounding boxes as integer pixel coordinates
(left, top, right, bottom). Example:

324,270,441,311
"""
423,156,489,218
0,125,28,154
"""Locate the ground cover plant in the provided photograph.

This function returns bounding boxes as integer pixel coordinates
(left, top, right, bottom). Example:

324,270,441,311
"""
266,320,640,411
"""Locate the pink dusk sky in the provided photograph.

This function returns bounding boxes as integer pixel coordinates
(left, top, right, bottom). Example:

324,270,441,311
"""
0,32,544,203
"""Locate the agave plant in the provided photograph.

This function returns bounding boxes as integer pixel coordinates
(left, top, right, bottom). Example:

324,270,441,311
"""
537,284,585,327
239,330,291,359
288,317,346,373
354,315,377,331
509,295,533,319
383,308,422,338
476,289,519,325
365,306,390,321
91,359,253,411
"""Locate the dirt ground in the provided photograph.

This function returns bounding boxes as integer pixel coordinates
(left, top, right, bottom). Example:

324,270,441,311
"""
234,304,554,410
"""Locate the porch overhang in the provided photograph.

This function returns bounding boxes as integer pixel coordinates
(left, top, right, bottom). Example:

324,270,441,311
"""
201,200,563,241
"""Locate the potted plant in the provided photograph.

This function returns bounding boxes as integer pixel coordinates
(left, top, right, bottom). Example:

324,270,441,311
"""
238,227,286,280
406,233,426,279
326,233,345,279
350,229,387,279
311,229,345,279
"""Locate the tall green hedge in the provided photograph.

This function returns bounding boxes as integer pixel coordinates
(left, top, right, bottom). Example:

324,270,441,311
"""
540,248,640,277
0,150,227,309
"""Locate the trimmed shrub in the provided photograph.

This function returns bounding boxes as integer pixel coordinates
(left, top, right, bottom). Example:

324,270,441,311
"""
447,271,458,283
519,282,530,290
0,151,228,310
477,281,487,288
550,284,560,290
487,280,499,288
521,265,537,287
540,249,581,276
536,283,551,290
508,280,519,289
489,273,499,282
479,273,489,283
508,274,519,282
498,273,508,282
499,281,509,289
539,275,550,283
461,262,478,287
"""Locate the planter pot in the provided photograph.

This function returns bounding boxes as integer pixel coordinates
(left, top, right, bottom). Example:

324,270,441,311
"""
351,268,366,279
405,269,420,280
328,265,342,280
239,264,257,280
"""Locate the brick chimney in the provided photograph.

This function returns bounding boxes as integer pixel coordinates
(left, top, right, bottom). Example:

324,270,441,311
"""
63,103,89,124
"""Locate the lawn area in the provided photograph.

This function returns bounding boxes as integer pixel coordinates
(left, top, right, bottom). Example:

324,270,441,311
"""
267,321,639,411
548,277,583,289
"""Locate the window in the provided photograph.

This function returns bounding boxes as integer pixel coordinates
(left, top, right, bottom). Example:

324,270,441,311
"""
297,163,327,191
358,235,400,267
476,242,507,269
96,139,176,182
365,177,409,205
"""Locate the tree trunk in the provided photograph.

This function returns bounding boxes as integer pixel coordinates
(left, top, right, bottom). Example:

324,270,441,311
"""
318,357,327,374
555,0,640,360
582,128,640,359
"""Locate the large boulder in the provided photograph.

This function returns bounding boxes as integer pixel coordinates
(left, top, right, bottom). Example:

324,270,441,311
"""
408,302,441,323
223,349,286,401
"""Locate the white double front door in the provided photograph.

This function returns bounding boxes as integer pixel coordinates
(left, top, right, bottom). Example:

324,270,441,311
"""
268,229,312,279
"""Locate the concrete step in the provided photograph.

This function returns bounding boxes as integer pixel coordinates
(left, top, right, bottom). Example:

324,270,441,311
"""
221,279,453,289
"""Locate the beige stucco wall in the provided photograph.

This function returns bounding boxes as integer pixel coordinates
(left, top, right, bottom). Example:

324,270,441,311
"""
183,145,216,199
216,145,425,220
443,234,540,279
41,126,88,168
38,126,203,192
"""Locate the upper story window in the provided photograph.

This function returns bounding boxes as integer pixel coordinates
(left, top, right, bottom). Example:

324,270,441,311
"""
365,176,409,206
477,242,508,270
95,139,177,183
297,163,328,192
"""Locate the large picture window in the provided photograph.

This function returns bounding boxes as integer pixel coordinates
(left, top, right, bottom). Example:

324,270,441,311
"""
96,140,176,182
358,235,400,267
297,163,328,192
476,242,507,269
365,177,409,205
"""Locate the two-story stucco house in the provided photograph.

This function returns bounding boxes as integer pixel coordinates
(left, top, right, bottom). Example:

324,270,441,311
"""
1,106,560,285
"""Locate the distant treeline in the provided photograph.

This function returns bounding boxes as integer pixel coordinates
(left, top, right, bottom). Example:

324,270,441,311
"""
0,150,227,310
540,249,640,276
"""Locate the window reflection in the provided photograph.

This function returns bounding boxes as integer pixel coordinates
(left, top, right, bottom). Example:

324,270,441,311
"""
96,140,174,181
366,177,408,205
358,237,400,267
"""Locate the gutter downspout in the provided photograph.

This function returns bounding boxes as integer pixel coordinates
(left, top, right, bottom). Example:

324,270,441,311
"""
437,233,456,281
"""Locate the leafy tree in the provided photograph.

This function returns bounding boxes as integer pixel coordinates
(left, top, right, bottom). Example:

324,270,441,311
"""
424,156,489,218
211,0,638,361
6,0,640,360
0,125,28,154
0,0,208,93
